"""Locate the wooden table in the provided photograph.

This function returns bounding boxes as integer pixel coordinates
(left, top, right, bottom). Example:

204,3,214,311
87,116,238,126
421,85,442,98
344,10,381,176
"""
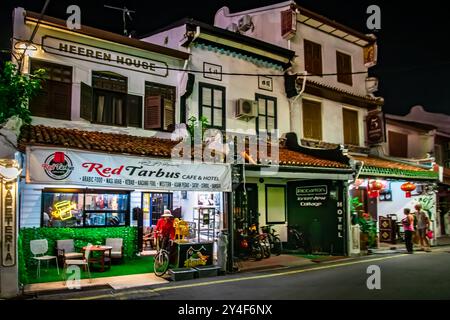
82,245,112,272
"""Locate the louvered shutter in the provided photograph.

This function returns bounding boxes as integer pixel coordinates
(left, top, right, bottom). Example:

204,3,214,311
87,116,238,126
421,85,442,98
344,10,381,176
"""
80,82,93,121
312,42,322,76
163,98,174,131
144,95,162,130
127,94,143,128
302,99,322,140
281,9,296,39
304,40,313,74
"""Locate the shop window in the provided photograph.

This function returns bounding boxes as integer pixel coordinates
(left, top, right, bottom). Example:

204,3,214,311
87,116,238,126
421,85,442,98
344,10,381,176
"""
343,108,359,145
80,72,142,128
42,189,130,228
256,94,277,136
304,40,322,76
199,82,226,130
302,99,322,140
336,51,353,86
144,82,176,131
29,59,72,120
266,185,286,224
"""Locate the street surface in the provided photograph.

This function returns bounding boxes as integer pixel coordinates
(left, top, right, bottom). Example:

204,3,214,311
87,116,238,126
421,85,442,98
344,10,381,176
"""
30,246,450,300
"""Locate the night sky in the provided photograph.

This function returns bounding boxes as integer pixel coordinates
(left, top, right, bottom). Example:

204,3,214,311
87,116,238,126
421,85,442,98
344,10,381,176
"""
1,0,449,116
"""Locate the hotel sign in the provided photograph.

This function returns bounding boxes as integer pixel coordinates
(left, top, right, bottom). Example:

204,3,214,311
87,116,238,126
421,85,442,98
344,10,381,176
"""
366,110,385,145
27,147,232,192
42,35,169,77
1,180,16,267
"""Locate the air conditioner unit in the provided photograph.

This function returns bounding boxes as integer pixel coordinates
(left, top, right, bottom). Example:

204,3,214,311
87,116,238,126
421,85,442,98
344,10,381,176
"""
238,15,253,32
235,99,257,121
226,23,239,33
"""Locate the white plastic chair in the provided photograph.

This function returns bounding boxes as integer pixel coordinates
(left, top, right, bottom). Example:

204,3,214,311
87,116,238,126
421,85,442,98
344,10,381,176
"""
30,239,60,278
64,244,92,282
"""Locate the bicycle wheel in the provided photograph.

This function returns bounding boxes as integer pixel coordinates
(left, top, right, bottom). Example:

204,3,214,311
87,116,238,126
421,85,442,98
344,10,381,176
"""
252,242,263,261
153,250,170,277
262,239,271,258
272,236,282,256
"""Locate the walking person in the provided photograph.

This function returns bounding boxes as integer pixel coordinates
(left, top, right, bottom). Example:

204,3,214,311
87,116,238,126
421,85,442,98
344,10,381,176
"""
402,208,414,254
414,204,432,252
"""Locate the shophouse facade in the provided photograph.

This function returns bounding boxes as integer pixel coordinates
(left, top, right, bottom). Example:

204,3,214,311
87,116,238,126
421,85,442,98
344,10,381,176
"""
142,0,384,256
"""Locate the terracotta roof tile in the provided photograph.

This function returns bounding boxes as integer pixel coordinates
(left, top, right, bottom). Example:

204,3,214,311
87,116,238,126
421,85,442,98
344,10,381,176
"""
19,125,178,158
19,125,350,169
352,155,430,172
277,148,350,168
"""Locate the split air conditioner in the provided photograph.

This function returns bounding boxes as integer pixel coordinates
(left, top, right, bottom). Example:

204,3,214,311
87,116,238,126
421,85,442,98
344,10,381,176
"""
235,99,257,121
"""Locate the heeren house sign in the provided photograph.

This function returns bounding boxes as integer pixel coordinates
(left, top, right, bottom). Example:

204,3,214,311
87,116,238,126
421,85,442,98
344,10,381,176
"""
26,147,232,192
42,36,169,77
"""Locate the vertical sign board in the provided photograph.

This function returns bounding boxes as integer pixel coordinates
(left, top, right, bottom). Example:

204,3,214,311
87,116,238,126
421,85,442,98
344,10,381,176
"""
366,110,386,145
287,180,346,255
1,180,16,267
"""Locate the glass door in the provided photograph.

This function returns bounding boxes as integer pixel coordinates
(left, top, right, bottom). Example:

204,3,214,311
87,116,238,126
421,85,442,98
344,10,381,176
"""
142,193,173,228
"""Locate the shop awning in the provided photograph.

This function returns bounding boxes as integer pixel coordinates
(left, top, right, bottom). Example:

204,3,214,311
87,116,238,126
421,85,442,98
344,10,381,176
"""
353,155,439,181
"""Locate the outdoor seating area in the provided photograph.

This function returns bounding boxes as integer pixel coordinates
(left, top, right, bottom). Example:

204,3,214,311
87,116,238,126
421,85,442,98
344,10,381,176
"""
27,237,127,283
19,226,139,286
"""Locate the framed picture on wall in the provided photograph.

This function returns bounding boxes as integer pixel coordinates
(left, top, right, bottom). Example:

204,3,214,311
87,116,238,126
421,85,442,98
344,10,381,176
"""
258,76,273,91
203,62,222,81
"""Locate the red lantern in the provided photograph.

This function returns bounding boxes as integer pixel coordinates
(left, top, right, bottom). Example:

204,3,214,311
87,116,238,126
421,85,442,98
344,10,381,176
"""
401,182,416,198
370,180,383,191
368,190,379,198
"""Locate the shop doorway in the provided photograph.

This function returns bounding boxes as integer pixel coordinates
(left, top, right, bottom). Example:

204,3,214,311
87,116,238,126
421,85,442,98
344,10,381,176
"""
141,193,173,250
234,183,259,231
142,193,173,227
287,180,347,255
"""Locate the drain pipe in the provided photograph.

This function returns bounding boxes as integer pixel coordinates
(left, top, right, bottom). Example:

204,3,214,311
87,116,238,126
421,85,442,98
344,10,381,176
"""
289,71,307,132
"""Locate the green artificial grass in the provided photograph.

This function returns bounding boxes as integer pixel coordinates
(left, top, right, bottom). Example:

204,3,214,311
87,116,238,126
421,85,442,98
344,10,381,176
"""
26,256,155,284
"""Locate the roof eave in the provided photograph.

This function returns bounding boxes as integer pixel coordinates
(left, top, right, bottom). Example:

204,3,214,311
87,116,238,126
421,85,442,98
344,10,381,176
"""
24,10,190,60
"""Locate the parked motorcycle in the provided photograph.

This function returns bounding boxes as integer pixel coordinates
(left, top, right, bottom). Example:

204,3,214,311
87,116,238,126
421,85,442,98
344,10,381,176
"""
261,224,282,256
236,227,263,261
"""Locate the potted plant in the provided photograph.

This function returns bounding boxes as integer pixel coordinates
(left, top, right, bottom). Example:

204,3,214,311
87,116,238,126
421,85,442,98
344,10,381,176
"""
358,213,377,250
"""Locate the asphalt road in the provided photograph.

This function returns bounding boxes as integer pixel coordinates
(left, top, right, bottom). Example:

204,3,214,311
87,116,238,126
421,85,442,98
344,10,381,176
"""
33,247,450,300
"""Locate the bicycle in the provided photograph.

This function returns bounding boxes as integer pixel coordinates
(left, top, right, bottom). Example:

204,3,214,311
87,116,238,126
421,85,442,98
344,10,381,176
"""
153,234,171,277
287,225,311,254
261,225,282,256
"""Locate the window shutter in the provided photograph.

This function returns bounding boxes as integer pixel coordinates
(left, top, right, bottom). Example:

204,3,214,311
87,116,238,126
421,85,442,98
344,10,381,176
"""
337,52,352,85
304,41,313,73
302,99,322,140
29,80,50,117
312,43,322,76
80,82,93,121
51,83,72,120
388,131,408,157
281,10,296,39
144,95,162,130
343,109,359,145
163,98,174,131
127,94,143,128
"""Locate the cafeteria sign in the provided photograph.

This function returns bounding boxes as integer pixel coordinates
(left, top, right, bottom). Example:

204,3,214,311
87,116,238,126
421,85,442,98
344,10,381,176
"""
42,36,168,77
27,147,231,192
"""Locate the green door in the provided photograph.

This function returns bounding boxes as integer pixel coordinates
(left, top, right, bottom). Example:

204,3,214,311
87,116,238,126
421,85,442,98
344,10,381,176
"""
287,180,347,255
